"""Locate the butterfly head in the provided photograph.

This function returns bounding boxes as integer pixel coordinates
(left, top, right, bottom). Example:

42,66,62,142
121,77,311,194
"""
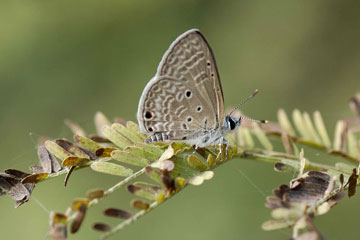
225,115,242,131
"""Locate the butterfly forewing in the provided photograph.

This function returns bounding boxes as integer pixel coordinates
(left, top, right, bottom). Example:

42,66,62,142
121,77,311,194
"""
137,29,225,142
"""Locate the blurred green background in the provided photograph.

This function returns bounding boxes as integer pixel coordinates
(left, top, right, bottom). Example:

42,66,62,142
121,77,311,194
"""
1,0,359,239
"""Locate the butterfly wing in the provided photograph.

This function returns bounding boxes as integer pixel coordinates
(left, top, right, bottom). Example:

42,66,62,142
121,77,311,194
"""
137,29,224,141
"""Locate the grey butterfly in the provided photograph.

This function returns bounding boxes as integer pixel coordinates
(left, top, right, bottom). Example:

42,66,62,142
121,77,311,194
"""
137,29,266,155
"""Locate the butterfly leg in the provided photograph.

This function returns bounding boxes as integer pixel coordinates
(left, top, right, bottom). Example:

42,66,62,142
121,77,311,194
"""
218,138,229,160
192,145,199,154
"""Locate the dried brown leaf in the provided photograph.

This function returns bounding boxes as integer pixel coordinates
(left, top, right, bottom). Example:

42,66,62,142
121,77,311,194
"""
346,168,358,198
349,93,360,116
104,208,132,219
131,199,150,210
49,212,67,240
86,189,104,200
92,223,111,232
21,173,48,184
71,203,87,234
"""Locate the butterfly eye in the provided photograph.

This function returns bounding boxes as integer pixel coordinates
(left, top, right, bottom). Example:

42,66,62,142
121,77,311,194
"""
185,90,192,98
229,118,236,130
145,111,153,119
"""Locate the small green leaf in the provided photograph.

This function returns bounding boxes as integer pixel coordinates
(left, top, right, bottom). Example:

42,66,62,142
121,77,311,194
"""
55,139,90,159
102,125,132,149
292,109,311,139
145,166,163,184
298,148,305,177
187,155,207,172
64,119,86,137
125,146,159,162
278,109,296,136
111,150,150,167
281,133,292,155
90,162,133,177
126,121,147,141
253,124,273,151
242,127,255,148
95,112,111,137
170,142,192,155
333,120,346,151
271,208,302,220
134,143,164,156
313,111,331,148
174,177,186,191
335,162,355,175
262,219,295,231
207,154,214,168
302,112,321,144
347,130,360,159
128,182,165,201
112,123,143,143
45,140,73,161
74,135,102,153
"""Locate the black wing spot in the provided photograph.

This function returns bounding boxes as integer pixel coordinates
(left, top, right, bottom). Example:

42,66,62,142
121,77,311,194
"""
148,127,153,132
196,106,202,112
182,123,188,130
187,117,192,122
206,61,211,66
185,90,192,98
145,111,152,119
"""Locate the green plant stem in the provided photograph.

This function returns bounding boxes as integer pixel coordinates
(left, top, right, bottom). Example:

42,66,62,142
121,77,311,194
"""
96,148,351,239
67,167,146,223
100,200,161,240
267,133,360,164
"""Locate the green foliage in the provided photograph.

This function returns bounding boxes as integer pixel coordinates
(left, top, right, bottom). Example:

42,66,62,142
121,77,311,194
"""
0,94,359,240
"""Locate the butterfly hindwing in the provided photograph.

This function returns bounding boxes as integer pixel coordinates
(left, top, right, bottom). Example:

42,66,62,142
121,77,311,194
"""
137,29,225,142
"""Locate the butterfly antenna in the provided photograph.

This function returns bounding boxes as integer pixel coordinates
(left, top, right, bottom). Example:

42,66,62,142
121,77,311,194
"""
240,115,268,124
229,89,260,115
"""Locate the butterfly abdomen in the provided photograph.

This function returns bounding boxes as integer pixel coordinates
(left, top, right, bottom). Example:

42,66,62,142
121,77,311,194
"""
145,132,169,143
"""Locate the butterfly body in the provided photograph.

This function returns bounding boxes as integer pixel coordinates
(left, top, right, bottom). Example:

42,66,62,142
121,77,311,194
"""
137,29,242,152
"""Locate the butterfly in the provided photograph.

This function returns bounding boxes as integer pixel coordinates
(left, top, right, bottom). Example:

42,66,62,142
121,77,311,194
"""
137,29,266,156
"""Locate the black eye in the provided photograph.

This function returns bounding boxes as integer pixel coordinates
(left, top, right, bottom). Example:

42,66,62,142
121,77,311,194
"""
229,118,236,130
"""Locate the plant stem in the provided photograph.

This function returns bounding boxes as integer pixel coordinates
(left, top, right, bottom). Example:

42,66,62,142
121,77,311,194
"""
67,167,146,222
